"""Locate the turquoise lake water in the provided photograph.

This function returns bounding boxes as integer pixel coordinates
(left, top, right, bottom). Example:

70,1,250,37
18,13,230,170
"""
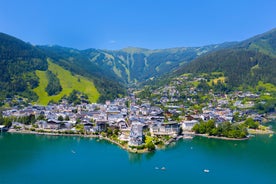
0,121,275,184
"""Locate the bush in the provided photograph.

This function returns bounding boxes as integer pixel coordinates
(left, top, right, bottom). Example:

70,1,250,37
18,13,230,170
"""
146,141,156,151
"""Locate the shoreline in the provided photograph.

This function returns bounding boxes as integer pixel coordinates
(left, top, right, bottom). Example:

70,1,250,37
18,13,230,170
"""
7,129,150,153
6,128,274,153
195,134,249,141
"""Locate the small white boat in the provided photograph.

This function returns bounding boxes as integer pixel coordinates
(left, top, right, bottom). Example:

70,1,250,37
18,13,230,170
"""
204,169,210,173
161,167,166,170
155,167,159,170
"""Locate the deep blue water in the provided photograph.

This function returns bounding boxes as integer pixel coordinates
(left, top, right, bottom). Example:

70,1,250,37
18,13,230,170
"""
0,121,275,184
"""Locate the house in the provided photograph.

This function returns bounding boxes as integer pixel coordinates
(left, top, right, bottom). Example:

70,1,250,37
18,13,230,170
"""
182,120,198,131
83,122,94,132
128,121,144,146
117,120,128,130
94,120,108,132
60,122,74,130
46,119,61,130
151,121,180,135
36,120,48,129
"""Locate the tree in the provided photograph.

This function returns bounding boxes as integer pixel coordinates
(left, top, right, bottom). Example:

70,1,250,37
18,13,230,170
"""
37,114,45,120
192,124,200,133
65,115,70,121
58,115,64,121
146,141,156,151
206,120,215,133
29,114,36,124
145,136,155,151
197,80,210,93
244,118,259,129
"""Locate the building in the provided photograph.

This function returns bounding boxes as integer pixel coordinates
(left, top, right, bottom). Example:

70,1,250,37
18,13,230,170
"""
128,121,144,146
151,121,180,135
182,120,198,131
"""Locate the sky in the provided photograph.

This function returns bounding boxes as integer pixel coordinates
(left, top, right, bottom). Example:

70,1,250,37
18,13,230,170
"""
0,0,275,50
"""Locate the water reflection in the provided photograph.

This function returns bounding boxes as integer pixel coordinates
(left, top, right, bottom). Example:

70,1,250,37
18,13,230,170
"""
145,151,155,160
128,152,143,163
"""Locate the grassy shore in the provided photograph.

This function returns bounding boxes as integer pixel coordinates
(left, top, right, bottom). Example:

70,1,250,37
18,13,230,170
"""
195,134,249,141
248,128,274,134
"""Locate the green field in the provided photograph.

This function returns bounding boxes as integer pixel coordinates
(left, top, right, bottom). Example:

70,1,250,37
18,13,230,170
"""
33,59,100,105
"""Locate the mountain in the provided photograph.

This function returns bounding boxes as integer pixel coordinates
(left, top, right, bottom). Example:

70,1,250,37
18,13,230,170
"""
240,28,276,57
1,28,275,105
173,28,276,88
0,32,47,101
82,42,236,85
37,45,126,102
0,33,126,104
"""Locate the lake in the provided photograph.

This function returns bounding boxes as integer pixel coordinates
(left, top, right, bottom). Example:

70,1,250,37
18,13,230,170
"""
0,121,275,184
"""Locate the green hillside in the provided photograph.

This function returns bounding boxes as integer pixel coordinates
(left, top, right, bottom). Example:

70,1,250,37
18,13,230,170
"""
243,28,276,57
172,28,276,90
33,60,100,105
0,32,47,101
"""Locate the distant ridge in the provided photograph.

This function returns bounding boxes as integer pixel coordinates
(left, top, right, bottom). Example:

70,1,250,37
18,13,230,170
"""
172,28,276,88
0,33,126,104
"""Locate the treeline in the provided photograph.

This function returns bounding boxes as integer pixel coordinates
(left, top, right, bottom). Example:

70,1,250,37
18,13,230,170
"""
192,120,248,139
45,70,62,96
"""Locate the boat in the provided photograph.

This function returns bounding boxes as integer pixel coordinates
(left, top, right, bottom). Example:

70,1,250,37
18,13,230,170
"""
204,169,210,173
161,167,166,170
155,167,159,170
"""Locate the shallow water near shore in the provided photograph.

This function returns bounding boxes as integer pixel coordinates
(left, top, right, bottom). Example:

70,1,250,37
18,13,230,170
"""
0,121,275,184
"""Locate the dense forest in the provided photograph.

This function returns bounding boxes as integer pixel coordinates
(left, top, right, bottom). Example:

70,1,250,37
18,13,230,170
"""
0,33,47,101
177,49,276,88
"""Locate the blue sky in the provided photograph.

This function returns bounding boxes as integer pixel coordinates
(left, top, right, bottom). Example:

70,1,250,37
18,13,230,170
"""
0,0,275,50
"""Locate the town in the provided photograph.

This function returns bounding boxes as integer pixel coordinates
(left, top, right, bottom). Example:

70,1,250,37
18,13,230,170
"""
1,73,275,152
